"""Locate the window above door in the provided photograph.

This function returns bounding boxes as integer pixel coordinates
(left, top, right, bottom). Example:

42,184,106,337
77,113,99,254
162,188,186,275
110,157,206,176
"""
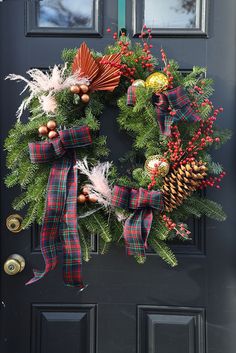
26,0,102,37
133,0,208,37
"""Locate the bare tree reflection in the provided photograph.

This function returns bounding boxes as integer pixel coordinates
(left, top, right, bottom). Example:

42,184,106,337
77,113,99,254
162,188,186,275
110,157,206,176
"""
38,0,92,28
174,0,197,27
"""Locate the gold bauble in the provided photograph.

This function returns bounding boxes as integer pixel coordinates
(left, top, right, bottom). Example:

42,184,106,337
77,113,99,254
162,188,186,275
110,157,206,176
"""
82,186,89,195
38,125,48,136
81,94,90,103
77,194,87,204
132,79,146,88
88,194,98,203
48,130,59,139
80,84,89,93
145,155,170,176
46,120,57,130
70,85,80,94
145,72,169,92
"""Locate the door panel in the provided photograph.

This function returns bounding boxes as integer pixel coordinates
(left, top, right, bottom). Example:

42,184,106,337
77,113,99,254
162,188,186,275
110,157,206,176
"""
0,1,236,353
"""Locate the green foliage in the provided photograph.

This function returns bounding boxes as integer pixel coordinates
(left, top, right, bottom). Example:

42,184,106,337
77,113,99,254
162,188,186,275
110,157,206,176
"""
213,128,232,149
106,37,158,81
149,238,178,267
185,196,227,221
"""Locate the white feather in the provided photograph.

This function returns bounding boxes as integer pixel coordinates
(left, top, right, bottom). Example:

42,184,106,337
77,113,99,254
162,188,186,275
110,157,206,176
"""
75,158,113,207
5,64,90,121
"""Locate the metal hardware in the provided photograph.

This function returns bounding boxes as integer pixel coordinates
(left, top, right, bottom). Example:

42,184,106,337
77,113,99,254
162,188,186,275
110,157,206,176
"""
4,254,26,276
6,214,23,233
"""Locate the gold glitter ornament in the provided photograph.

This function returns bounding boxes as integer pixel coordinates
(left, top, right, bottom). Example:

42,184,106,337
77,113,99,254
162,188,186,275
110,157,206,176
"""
145,72,169,92
132,79,146,87
145,155,170,177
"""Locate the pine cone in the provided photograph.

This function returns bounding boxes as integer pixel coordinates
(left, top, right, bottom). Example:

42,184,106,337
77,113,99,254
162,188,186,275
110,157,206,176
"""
162,161,207,212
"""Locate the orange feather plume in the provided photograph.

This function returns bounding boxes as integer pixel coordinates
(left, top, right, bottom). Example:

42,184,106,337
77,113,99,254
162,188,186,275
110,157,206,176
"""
72,43,121,92
72,42,99,81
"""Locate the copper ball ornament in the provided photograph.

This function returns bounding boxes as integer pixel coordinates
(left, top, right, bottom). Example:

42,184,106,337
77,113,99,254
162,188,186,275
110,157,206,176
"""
132,79,146,88
77,194,87,204
81,94,90,103
82,187,90,195
70,85,80,94
48,130,59,139
88,194,98,203
46,120,57,130
145,72,169,93
80,84,89,93
38,125,48,136
145,155,170,177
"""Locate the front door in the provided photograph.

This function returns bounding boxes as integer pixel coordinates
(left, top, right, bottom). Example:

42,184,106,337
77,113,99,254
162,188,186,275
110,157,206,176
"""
1,1,236,352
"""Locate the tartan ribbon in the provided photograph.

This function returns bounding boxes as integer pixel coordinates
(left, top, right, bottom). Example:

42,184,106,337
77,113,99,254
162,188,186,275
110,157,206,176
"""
127,85,137,106
154,86,200,136
127,85,200,136
111,186,164,257
26,126,92,287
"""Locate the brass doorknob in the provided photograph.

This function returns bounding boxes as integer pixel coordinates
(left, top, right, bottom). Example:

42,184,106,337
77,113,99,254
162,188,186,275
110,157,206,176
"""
6,214,23,233
4,254,25,275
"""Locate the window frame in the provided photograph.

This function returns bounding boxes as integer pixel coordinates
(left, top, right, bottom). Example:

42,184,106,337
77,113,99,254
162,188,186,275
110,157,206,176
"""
133,0,209,37
25,0,103,37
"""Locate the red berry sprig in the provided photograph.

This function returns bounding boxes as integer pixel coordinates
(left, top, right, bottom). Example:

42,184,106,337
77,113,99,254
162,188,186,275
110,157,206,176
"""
106,25,155,81
162,216,191,239
161,48,174,89
199,171,226,189
166,107,223,169
147,163,160,190
162,215,176,230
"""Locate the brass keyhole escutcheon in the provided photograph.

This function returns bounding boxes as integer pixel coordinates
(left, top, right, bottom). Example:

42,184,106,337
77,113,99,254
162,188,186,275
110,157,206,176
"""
6,214,23,233
4,254,25,276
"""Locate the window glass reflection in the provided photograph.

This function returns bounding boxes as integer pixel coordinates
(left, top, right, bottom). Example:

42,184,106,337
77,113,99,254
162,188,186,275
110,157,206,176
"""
144,0,200,29
37,0,94,28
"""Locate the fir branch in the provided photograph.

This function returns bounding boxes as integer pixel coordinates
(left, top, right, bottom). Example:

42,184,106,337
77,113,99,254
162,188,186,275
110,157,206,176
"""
78,225,91,262
185,196,226,221
149,238,178,267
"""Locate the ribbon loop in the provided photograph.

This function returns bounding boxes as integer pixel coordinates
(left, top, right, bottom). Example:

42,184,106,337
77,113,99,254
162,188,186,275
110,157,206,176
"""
26,126,92,287
155,86,200,136
112,186,163,257
126,85,200,136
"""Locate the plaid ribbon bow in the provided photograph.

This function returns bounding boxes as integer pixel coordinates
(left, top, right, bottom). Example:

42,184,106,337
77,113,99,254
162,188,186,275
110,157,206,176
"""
154,86,200,136
26,126,92,287
127,85,200,136
111,186,164,257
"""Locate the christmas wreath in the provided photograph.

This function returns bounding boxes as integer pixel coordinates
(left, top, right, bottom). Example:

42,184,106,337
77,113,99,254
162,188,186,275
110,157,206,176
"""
5,28,231,287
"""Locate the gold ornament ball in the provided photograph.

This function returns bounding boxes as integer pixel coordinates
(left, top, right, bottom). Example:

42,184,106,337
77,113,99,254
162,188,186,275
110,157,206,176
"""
77,194,87,204
82,186,89,195
38,125,48,136
145,72,169,92
132,79,146,88
47,120,57,130
88,194,98,203
70,85,80,94
81,94,90,103
48,130,59,139
80,84,89,93
145,155,170,177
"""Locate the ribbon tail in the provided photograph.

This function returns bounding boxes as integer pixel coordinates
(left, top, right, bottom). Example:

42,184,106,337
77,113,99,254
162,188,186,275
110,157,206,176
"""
60,160,84,288
127,86,137,106
142,209,153,249
26,159,70,286
123,210,146,257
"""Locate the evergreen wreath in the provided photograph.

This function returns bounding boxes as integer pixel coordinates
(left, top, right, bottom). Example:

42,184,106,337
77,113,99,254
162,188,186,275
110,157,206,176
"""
4,28,231,286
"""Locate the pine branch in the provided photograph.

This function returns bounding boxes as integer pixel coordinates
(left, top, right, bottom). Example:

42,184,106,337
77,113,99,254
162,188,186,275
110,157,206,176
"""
78,225,91,262
149,238,178,267
185,196,226,221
